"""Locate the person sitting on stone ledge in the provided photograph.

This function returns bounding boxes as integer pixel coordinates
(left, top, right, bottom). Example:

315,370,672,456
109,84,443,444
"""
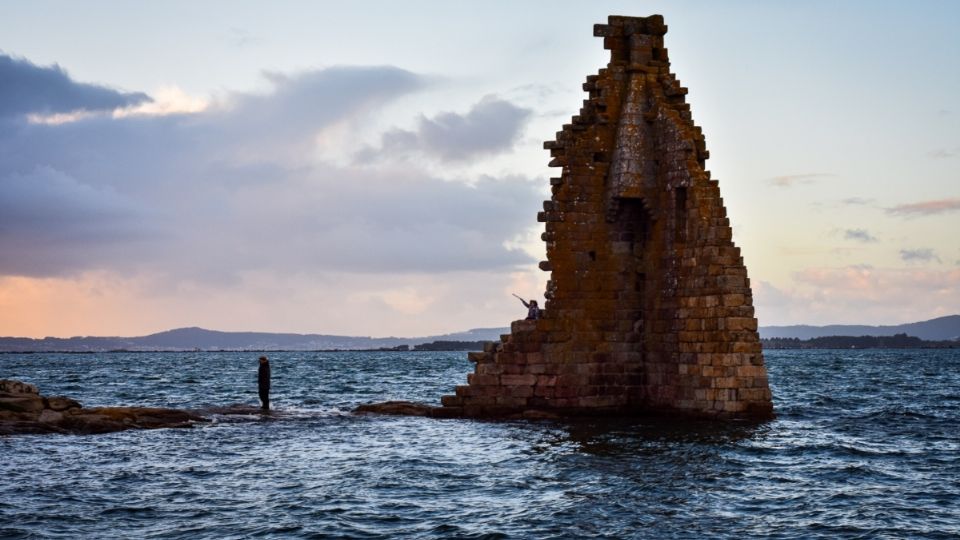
513,294,542,320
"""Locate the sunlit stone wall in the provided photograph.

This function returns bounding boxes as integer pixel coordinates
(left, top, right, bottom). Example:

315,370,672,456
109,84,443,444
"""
441,15,773,419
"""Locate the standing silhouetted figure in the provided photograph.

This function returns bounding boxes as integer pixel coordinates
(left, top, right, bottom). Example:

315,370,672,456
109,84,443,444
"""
257,356,271,410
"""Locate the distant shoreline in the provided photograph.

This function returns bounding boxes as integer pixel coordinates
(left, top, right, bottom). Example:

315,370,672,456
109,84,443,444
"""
3,315,958,353
761,333,959,350
4,336,958,354
0,340,490,354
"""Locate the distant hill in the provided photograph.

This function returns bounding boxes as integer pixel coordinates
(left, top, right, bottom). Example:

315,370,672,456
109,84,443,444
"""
0,326,511,353
3,315,957,352
425,327,509,342
759,315,960,341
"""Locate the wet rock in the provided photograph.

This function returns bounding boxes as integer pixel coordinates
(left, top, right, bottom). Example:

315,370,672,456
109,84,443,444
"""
45,396,82,411
59,407,206,435
0,379,39,395
0,395,45,414
38,409,64,423
355,401,444,417
356,402,563,421
0,379,207,436
197,404,270,416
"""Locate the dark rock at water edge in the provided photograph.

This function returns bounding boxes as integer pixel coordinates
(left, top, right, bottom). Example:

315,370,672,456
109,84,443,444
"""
0,378,207,436
355,401,446,417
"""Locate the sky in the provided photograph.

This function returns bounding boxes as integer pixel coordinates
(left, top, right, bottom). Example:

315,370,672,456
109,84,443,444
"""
0,0,958,338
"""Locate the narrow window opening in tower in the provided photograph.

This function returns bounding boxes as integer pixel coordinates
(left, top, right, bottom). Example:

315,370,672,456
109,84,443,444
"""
616,197,651,258
635,273,646,292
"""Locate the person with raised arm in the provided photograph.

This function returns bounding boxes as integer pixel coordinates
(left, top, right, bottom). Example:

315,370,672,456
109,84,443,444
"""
512,293,542,320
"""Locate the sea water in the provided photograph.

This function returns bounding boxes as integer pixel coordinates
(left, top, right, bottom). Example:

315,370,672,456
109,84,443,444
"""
1,349,958,539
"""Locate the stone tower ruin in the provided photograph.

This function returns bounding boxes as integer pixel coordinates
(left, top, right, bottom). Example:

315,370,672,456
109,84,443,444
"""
440,15,774,419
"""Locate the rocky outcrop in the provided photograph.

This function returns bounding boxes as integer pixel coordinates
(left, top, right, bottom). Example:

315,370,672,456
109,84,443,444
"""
0,379,207,436
355,401,448,417
354,400,561,420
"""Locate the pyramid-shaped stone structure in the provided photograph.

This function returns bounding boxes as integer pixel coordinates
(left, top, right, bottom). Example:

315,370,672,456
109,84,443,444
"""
440,15,773,419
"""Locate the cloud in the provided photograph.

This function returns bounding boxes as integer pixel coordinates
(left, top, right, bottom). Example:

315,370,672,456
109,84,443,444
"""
793,265,958,300
886,198,960,217
0,53,150,118
840,197,874,206
112,86,208,118
754,266,960,326
27,86,209,125
226,27,260,48
843,228,877,242
0,167,149,272
928,147,959,159
0,61,543,284
0,267,546,339
357,95,532,163
766,173,834,188
900,248,941,264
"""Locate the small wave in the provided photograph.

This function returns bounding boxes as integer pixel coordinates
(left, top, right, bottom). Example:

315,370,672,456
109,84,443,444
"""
846,407,942,425
3,349,960,539
99,506,156,516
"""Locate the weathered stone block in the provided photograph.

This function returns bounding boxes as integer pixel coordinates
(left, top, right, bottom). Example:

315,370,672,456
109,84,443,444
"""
441,395,464,407
467,374,499,386
476,363,504,376
509,386,535,398
495,397,529,408
501,374,537,386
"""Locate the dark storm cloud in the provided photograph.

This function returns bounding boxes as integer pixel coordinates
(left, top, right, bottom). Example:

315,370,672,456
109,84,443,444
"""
0,53,150,118
0,167,155,276
0,60,541,280
358,96,532,162
0,66,426,186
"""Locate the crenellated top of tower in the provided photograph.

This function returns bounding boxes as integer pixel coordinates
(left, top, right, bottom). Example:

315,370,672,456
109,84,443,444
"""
544,13,700,180
595,14,667,38
594,15,668,66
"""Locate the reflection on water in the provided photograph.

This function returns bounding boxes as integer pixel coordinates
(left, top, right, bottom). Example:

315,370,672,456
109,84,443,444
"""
554,416,768,455
1,349,959,538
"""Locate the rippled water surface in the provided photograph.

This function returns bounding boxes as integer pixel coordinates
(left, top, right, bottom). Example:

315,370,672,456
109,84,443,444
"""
2,350,959,539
